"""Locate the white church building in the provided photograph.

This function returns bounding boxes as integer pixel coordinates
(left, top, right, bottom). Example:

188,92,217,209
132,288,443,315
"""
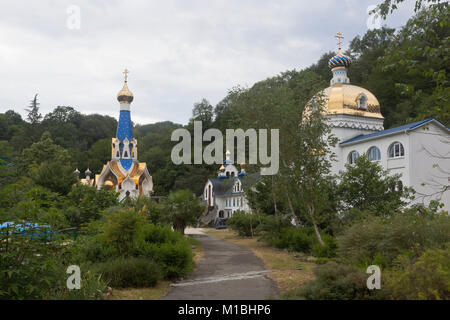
320,33,450,212
201,151,260,225
202,33,450,221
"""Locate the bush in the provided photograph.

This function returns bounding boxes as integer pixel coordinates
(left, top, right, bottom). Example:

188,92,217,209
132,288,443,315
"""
72,209,195,284
267,227,312,253
283,262,374,300
91,257,162,288
227,211,265,237
0,225,67,300
311,234,337,258
382,247,450,300
51,270,109,300
337,212,450,267
141,224,184,245
156,241,193,279
102,208,146,256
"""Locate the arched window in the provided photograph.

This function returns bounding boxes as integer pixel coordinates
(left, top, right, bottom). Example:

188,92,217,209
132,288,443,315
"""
367,146,381,161
357,93,368,110
389,142,405,158
348,151,360,164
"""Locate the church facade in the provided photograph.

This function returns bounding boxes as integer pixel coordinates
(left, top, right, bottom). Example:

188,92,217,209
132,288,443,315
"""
80,70,153,201
319,33,450,211
201,151,260,225
202,32,450,219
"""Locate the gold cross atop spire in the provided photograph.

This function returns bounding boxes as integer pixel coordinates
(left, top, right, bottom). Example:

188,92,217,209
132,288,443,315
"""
123,69,129,82
335,32,344,52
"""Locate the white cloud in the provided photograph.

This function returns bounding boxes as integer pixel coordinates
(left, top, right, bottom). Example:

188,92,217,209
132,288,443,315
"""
0,0,414,125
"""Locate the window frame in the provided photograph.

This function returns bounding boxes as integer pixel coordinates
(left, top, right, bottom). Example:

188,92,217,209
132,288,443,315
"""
348,150,360,165
367,146,381,162
389,142,405,159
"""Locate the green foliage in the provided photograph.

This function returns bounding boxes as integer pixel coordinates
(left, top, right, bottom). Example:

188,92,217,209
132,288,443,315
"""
336,155,409,219
72,208,195,284
0,224,68,300
90,257,162,288
311,234,337,258
337,209,450,267
18,132,76,195
165,189,204,234
227,210,266,237
102,208,146,256
51,270,109,300
267,227,312,253
65,184,119,227
382,247,450,300
156,241,193,279
283,262,373,300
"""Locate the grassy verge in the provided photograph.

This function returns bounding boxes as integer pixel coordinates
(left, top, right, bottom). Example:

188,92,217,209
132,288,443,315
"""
110,234,204,300
205,228,315,294
110,281,171,300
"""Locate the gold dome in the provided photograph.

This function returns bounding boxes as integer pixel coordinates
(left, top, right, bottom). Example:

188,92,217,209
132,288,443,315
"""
117,69,134,103
117,81,134,103
319,84,383,119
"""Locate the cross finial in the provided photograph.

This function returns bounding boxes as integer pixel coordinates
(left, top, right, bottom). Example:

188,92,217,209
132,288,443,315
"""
335,32,344,52
123,69,129,82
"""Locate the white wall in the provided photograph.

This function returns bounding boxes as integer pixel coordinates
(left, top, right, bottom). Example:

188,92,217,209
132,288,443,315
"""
409,123,450,212
333,121,450,212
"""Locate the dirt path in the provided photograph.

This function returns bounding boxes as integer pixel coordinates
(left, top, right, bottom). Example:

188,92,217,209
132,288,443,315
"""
161,233,279,300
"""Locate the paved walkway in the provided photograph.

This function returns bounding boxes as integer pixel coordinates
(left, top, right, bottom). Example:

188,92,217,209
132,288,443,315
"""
161,233,279,300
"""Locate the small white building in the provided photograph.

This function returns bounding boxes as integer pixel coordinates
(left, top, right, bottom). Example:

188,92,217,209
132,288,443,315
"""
318,36,450,211
201,151,260,224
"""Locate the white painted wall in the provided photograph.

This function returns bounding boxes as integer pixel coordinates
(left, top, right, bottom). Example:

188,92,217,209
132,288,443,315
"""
331,121,450,212
409,123,450,212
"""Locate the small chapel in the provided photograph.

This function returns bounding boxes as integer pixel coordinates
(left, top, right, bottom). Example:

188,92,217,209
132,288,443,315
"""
201,150,260,225
79,70,153,201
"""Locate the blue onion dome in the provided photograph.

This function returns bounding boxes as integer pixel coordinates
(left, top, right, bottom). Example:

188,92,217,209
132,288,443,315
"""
328,51,352,69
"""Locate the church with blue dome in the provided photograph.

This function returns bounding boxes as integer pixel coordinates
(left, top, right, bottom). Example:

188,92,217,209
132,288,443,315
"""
92,70,153,201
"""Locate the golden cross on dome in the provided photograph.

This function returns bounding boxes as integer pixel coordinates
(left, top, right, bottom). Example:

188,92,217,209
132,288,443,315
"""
335,32,344,52
123,69,129,82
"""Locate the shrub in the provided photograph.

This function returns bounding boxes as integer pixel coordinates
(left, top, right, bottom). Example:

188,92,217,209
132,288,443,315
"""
227,211,264,237
283,262,374,300
91,257,162,288
267,227,312,253
51,270,109,300
73,210,196,284
337,212,450,267
141,224,184,245
382,247,450,300
102,208,146,256
0,225,66,300
311,234,337,258
157,241,193,279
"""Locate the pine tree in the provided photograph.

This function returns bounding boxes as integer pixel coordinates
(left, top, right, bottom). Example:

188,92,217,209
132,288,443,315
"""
25,94,42,125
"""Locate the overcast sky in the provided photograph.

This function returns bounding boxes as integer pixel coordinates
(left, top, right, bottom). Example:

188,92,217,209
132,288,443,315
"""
0,0,416,125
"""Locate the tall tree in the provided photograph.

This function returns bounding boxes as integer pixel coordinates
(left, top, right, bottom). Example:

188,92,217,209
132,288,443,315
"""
165,189,204,235
25,94,42,125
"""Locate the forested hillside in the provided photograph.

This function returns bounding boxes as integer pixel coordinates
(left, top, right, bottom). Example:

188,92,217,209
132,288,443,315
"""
1,6,448,196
